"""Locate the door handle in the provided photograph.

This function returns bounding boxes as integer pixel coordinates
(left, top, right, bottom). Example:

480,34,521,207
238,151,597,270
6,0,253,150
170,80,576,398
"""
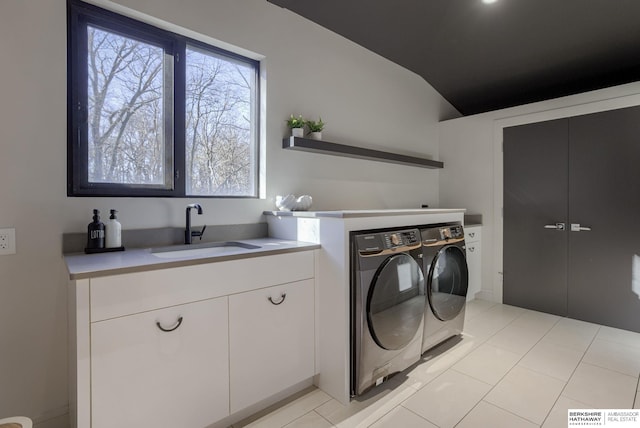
570,223,592,232
544,223,565,230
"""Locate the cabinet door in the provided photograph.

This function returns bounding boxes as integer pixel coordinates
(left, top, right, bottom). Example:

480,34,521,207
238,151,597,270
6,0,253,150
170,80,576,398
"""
464,227,481,243
465,230,482,301
229,279,315,413
91,297,229,428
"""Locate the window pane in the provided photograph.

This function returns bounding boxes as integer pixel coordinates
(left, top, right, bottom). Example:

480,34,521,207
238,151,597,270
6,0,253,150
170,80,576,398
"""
87,26,168,186
185,46,256,196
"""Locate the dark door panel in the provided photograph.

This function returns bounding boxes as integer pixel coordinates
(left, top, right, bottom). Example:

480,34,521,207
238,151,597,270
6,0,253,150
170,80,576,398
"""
503,118,569,316
567,106,640,332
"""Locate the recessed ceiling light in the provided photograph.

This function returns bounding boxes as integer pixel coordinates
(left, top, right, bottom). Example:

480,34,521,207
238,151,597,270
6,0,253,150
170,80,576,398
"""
482,0,498,4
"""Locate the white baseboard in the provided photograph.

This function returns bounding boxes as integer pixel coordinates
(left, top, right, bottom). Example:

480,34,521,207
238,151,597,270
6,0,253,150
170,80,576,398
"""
474,290,496,302
208,378,314,428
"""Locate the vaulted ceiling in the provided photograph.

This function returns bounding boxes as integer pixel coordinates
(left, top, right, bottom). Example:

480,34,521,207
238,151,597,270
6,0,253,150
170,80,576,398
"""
267,0,640,116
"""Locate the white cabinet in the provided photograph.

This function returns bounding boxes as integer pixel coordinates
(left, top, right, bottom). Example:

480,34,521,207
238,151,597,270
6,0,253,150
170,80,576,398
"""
69,250,316,428
465,225,482,301
91,297,229,428
229,279,315,413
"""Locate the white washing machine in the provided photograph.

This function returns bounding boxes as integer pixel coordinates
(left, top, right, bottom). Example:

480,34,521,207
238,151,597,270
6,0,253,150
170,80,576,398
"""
420,223,469,353
351,227,426,396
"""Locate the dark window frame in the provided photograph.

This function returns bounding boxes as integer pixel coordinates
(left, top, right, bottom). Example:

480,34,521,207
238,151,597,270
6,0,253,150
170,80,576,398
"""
67,0,260,198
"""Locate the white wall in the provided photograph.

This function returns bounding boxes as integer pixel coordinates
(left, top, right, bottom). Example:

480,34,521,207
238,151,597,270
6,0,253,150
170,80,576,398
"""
439,81,640,304
0,0,457,425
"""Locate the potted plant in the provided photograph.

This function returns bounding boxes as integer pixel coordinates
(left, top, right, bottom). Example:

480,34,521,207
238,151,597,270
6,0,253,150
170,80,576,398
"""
306,117,325,140
286,114,306,137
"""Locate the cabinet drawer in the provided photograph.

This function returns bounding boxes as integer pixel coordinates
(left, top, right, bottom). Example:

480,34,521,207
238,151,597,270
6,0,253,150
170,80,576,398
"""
229,279,315,413
466,242,482,301
464,226,481,243
466,243,480,255
90,251,314,322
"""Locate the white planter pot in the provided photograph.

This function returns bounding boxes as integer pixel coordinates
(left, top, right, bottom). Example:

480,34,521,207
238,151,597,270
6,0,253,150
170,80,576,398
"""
291,128,304,138
309,131,322,140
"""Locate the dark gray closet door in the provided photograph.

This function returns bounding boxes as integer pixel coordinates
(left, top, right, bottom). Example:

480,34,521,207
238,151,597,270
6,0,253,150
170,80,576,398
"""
503,119,569,316
567,106,640,332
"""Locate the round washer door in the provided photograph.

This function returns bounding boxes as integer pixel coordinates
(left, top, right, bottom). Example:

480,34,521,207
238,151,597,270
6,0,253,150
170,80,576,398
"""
427,245,469,321
367,253,425,350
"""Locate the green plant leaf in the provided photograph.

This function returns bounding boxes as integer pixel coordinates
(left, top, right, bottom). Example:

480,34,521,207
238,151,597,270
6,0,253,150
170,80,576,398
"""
307,117,325,132
285,114,306,128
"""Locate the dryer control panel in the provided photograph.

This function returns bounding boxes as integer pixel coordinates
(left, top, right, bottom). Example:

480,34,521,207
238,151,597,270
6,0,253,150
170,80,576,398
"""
439,224,464,240
420,223,465,246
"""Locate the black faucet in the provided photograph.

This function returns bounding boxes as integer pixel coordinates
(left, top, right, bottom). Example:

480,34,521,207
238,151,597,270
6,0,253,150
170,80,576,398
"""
185,203,206,244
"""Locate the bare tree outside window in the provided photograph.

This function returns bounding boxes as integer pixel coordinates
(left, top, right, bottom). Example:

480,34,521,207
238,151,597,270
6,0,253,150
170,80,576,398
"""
87,26,166,185
69,0,259,197
186,46,255,196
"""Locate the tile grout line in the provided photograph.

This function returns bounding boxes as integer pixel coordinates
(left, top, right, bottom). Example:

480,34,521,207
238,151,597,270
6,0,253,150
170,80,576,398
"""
452,400,539,428
314,409,337,428
501,316,595,384
453,306,533,422
451,319,554,427
322,300,500,428
399,404,442,428
411,306,534,427
358,304,504,428
482,311,562,356
245,302,640,428
457,314,597,427
360,384,423,428
281,409,333,428
409,310,598,428
578,360,640,379
579,339,640,378
538,324,602,427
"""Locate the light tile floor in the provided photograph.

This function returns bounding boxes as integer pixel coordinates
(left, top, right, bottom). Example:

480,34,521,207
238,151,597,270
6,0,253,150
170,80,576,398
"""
234,300,640,428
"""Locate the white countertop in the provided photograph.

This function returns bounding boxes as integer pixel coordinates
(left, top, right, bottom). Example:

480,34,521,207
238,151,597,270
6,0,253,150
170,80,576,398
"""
64,238,320,280
263,208,465,218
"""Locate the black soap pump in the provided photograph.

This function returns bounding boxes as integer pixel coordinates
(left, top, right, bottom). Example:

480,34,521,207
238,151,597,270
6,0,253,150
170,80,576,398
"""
87,209,105,250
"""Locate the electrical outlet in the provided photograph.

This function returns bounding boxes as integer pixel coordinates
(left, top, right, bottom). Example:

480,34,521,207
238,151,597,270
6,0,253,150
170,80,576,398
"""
0,228,16,255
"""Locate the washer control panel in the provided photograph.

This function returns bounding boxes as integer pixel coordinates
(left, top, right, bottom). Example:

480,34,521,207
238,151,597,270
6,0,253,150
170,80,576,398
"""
383,229,420,249
355,228,421,255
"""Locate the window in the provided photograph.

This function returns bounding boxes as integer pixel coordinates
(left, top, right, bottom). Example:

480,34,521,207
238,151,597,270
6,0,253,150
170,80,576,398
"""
68,0,260,197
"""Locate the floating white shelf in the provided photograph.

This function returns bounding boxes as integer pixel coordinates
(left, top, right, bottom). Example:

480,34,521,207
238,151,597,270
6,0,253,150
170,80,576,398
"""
282,136,444,169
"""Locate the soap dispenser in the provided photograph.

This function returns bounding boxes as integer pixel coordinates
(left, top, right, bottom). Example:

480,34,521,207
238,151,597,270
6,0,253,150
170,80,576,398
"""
106,209,122,248
87,209,105,250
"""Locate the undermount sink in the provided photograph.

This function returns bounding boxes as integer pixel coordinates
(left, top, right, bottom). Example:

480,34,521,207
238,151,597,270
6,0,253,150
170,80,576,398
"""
151,241,261,259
